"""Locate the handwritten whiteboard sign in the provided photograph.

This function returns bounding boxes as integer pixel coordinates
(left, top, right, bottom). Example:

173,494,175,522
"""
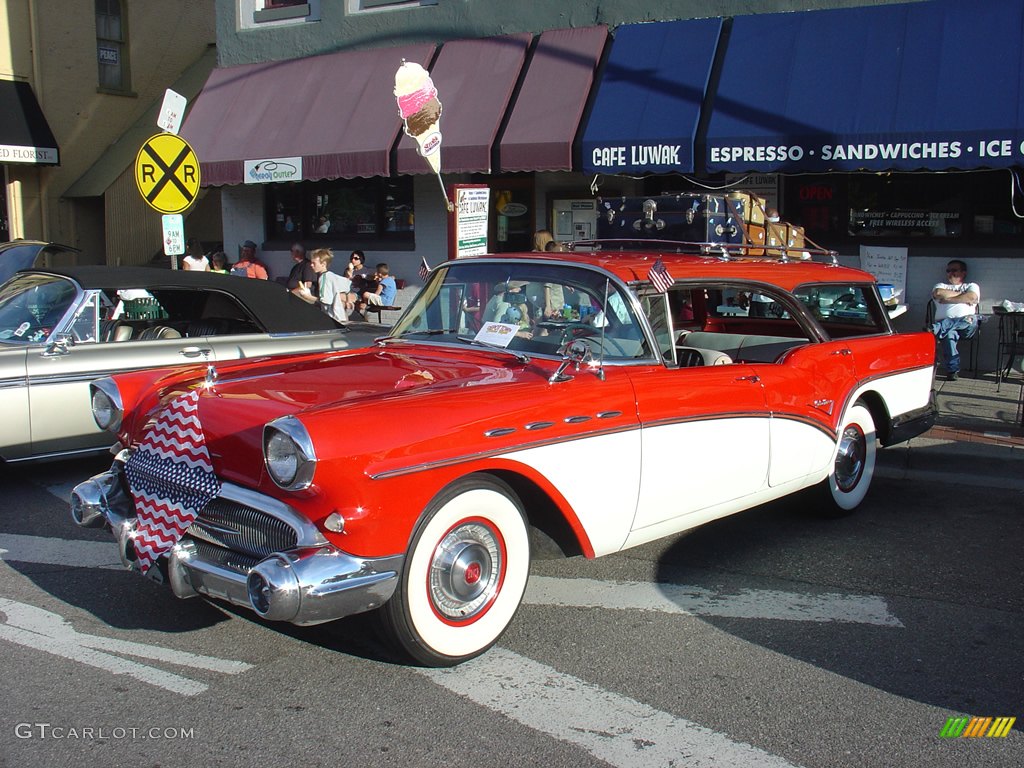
859,245,907,298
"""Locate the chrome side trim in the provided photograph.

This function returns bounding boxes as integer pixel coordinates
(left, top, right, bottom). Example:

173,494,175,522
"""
4,443,113,463
0,376,29,391
370,420,637,480
23,368,155,386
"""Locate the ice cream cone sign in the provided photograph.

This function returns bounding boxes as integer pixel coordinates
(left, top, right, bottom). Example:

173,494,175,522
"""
395,60,452,211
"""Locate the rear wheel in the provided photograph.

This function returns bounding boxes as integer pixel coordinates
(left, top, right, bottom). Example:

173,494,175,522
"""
817,402,876,516
381,475,530,666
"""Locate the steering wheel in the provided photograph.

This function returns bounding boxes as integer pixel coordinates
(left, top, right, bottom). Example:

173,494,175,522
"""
537,319,632,357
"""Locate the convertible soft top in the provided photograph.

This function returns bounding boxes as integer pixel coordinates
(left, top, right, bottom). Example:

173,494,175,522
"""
22,266,340,334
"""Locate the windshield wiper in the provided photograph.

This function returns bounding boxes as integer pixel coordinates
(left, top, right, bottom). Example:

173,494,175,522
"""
375,328,458,343
377,329,530,364
457,336,530,364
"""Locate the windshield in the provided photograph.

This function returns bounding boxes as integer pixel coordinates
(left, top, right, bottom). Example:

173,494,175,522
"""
390,260,653,360
0,273,78,345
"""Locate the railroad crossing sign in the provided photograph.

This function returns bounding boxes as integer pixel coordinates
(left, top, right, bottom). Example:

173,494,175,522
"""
134,133,201,214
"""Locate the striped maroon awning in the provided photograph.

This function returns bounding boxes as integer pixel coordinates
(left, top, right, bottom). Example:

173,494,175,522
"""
181,43,435,186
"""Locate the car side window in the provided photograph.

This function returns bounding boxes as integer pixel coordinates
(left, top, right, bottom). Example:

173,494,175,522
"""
68,292,100,343
640,293,673,361
793,284,887,336
672,283,811,367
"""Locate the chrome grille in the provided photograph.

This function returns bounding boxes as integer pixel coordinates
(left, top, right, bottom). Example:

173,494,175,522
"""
187,497,299,558
189,539,262,573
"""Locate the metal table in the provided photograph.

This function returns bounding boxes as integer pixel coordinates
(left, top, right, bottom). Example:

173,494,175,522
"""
994,308,1024,392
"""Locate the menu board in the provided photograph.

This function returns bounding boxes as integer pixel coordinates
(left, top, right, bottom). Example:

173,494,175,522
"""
450,184,489,259
859,245,907,298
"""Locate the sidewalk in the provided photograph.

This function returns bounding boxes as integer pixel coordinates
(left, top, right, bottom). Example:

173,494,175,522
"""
926,370,1024,447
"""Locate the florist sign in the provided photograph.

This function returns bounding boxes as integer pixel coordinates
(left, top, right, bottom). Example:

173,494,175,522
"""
243,157,302,184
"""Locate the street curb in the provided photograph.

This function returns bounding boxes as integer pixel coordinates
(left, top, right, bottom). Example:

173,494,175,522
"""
875,465,1024,491
877,436,1024,491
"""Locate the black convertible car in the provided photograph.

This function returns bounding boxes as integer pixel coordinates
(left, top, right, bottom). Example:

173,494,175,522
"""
0,266,348,462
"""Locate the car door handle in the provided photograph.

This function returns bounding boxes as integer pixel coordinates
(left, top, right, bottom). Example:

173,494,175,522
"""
735,374,760,383
179,347,212,359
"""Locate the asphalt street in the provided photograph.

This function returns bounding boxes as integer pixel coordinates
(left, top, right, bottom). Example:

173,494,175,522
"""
0,448,1021,768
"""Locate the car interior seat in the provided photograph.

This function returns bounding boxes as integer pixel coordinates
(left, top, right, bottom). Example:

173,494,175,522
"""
100,319,133,342
136,325,182,340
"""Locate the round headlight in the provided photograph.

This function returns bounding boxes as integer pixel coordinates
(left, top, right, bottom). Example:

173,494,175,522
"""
90,379,123,432
263,416,317,490
265,431,300,486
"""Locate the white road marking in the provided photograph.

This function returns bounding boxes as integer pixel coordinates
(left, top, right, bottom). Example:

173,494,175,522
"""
0,598,252,697
0,533,122,570
421,647,804,768
2,535,904,627
525,575,903,627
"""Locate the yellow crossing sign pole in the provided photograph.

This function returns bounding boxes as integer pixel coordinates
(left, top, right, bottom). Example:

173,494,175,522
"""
134,133,201,214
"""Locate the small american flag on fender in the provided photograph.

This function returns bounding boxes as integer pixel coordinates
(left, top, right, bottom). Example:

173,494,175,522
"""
647,258,675,293
125,390,221,574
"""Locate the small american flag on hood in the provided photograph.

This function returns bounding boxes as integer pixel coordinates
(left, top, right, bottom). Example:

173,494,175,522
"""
125,390,221,574
418,256,430,280
648,258,675,293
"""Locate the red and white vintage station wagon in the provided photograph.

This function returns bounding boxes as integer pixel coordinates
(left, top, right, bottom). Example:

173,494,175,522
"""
72,212,935,666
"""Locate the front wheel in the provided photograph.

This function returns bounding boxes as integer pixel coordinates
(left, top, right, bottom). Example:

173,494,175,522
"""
816,402,876,516
381,475,530,666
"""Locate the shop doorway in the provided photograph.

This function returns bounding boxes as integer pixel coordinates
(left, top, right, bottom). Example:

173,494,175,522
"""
488,176,534,252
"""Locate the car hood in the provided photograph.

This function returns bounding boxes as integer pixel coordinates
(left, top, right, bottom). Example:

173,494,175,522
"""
154,345,542,482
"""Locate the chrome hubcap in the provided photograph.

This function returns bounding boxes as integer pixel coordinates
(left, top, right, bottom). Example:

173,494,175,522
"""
429,522,501,621
835,424,865,492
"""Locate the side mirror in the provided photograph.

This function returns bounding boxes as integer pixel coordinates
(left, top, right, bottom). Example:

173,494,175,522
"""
549,339,593,384
42,333,75,357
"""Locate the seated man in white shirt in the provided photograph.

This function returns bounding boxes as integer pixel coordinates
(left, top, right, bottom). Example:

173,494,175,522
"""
930,259,980,381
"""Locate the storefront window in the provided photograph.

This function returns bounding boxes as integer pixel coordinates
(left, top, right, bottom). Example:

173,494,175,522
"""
782,171,1024,245
264,177,415,248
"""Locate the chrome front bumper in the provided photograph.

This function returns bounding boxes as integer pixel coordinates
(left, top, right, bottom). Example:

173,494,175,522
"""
70,464,402,626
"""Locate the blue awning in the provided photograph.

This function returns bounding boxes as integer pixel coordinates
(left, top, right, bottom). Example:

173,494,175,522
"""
581,18,723,175
704,0,1024,174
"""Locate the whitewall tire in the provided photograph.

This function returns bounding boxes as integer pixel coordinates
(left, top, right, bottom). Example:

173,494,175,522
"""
819,402,876,515
382,475,530,666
